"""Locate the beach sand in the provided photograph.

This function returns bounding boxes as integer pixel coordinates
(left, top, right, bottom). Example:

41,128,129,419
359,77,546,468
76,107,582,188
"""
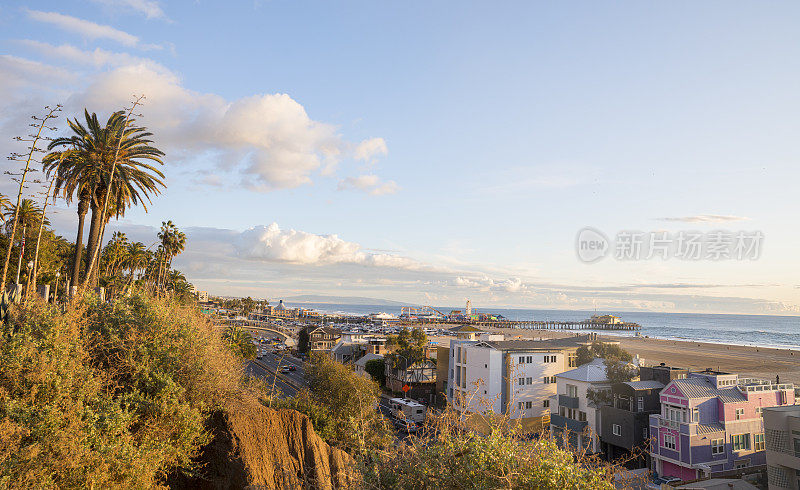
433,327,800,385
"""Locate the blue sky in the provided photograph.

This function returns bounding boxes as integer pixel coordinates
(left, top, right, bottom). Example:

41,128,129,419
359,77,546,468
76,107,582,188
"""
1,1,799,313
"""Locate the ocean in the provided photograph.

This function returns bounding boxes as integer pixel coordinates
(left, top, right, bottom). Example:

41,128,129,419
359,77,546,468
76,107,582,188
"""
291,302,800,351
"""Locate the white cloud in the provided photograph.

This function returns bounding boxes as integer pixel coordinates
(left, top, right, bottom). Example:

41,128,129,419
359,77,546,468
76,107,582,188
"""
656,215,750,223
354,137,388,162
26,10,140,47
66,63,382,190
234,223,421,269
0,55,74,93
90,0,168,20
17,40,149,68
337,174,399,195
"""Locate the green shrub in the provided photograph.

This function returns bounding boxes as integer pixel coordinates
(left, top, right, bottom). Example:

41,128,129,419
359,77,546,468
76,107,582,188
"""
0,291,242,488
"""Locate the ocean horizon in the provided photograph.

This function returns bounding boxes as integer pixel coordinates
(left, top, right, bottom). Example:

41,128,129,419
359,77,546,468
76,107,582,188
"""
289,302,800,351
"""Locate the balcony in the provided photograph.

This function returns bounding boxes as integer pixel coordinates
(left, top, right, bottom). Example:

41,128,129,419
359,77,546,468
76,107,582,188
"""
550,413,588,433
659,417,680,430
559,394,579,409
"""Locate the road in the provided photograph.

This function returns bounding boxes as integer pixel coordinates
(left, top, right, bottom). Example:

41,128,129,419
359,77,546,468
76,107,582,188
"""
247,350,308,398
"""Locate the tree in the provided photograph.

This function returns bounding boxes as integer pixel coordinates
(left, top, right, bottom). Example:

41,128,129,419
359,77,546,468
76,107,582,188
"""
223,325,257,360
297,328,310,354
0,194,10,223
578,341,638,406
304,353,392,455
364,358,386,386
43,109,165,287
1,105,60,294
386,327,428,368
575,341,632,366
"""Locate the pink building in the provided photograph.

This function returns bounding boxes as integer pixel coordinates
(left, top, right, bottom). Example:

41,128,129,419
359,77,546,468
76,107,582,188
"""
649,369,796,481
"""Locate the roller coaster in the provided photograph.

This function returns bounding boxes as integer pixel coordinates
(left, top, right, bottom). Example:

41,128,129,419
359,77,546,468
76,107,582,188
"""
399,305,447,319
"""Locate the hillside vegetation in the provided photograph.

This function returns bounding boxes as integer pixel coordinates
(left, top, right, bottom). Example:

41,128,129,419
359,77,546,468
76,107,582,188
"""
0,292,353,489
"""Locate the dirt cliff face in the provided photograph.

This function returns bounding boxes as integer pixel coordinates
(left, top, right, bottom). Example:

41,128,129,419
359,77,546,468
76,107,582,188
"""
168,395,356,489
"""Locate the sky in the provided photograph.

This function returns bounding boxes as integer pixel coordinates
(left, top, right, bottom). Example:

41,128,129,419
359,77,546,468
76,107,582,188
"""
1,1,799,314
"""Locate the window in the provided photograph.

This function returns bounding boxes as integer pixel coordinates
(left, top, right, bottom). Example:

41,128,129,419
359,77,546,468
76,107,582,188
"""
754,433,765,451
519,356,525,364
518,402,524,410
463,349,467,363
544,376,551,384
526,377,532,385
637,397,644,411
519,378,525,386
643,427,648,439
731,433,751,452
456,347,461,363
663,434,676,450
568,354,577,367
692,408,700,422
711,438,724,455
755,407,763,416
567,384,578,397
578,411,587,422
543,399,550,408
735,408,744,420
734,459,749,470
526,401,532,409
527,356,532,363
794,432,800,457
612,424,622,436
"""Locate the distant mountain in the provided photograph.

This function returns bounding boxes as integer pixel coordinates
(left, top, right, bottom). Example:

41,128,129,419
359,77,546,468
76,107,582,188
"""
282,294,411,306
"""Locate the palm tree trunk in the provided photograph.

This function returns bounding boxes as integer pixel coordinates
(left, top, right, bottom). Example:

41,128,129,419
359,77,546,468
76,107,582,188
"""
71,198,89,293
83,199,103,287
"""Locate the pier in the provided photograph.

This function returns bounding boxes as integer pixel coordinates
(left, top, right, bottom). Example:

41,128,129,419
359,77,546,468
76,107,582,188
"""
399,318,640,331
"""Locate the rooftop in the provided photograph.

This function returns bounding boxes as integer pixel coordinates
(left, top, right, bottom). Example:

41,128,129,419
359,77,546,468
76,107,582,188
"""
557,358,610,383
354,353,384,368
476,335,593,352
623,380,664,390
668,377,747,403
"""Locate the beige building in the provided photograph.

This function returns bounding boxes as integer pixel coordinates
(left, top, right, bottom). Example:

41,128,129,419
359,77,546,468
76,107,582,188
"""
764,405,800,489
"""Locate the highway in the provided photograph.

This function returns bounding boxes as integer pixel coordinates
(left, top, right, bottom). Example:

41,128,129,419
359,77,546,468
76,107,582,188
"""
247,350,308,398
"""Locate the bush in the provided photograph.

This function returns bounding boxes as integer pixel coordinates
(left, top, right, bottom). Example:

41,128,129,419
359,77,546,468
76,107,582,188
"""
0,291,241,488
363,407,615,489
364,358,386,385
304,353,393,455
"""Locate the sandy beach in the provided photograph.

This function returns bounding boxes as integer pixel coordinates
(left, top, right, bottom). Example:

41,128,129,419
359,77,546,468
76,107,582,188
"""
433,327,800,385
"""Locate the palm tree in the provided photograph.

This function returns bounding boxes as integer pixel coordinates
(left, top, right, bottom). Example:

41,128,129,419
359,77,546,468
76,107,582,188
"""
43,109,165,288
156,221,186,291
4,199,48,235
4,199,47,285
0,194,10,223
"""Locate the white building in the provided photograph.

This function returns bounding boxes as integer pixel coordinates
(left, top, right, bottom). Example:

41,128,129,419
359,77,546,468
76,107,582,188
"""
446,336,591,425
549,357,611,453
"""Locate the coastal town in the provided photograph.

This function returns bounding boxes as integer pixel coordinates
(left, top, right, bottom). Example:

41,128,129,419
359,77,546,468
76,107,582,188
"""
2,2,799,489
205,296,800,490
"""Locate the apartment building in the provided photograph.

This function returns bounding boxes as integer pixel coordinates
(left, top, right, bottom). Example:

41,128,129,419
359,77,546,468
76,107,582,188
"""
550,357,612,453
600,364,689,467
763,405,800,489
446,336,590,426
649,370,796,482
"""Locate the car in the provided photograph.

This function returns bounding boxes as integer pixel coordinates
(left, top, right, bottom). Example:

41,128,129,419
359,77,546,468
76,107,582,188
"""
287,365,297,372
280,366,291,373
393,418,418,433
